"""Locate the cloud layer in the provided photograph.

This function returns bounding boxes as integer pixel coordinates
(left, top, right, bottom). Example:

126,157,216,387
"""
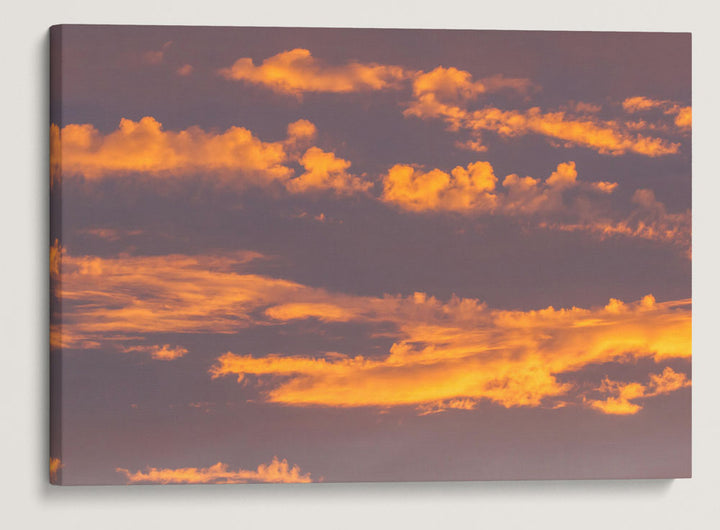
51,244,690,415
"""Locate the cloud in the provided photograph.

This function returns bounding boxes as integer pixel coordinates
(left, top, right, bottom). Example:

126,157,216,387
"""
121,344,189,361
219,48,410,97
117,456,312,484
381,161,498,212
541,188,691,257
80,228,143,241
622,96,692,130
52,248,304,348
218,49,533,101
50,457,63,483
52,245,690,413
176,64,193,76
53,117,367,194
142,41,173,65
380,159,688,256
382,159,596,215
210,293,691,411
58,117,291,182
405,101,681,157
286,147,372,194
586,367,691,415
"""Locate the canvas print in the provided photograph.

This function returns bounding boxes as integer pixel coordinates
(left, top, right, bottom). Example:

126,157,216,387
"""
49,25,691,485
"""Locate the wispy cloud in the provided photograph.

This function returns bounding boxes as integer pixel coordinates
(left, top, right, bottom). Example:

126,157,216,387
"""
52,245,690,414
117,456,312,484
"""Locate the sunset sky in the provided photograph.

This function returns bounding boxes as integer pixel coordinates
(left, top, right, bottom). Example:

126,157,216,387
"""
50,25,691,485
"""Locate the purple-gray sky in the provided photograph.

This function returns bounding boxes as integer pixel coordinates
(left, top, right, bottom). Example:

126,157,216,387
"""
50,25,690,485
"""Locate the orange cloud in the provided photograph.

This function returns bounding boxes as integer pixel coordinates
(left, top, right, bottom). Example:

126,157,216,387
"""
405,94,682,156
219,49,533,102
381,159,688,255
58,117,291,182
265,303,356,322
587,367,691,415
622,96,692,131
382,160,606,215
53,245,690,413
382,161,498,212
210,293,691,411
286,147,372,194
117,457,312,484
53,117,367,195
121,344,189,360
219,48,409,97
50,457,63,483
176,64,193,76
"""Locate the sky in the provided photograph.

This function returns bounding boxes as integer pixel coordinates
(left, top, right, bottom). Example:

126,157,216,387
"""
49,25,691,485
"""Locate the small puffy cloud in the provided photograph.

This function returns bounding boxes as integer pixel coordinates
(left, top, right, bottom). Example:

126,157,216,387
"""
647,366,692,396
122,344,189,361
117,457,312,484
587,367,690,415
545,161,577,189
412,66,487,102
219,48,409,97
286,147,371,194
176,64,193,76
674,107,692,129
382,161,498,212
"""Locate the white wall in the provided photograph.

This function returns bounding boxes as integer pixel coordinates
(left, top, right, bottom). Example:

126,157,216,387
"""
2,1,718,528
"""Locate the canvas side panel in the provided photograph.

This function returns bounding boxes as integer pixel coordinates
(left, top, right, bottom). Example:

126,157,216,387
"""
49,24,63,486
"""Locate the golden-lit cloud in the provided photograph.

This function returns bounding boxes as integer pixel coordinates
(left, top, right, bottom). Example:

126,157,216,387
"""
405,101,681,157
286,147,372,194
381,159,688,255
219,49,532,102
121,344,189,361
586,367,691,415
54,117,367,195
117,456,312,484
59,117,291,181
622,96,692,130
53,244,690,413
382,159,601,215
219,48,410,97
211,292,691,412
382,161,498,212
50,457,63,483
52,248,304,348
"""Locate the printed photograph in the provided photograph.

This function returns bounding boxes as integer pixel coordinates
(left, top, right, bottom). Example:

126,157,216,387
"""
49,25,691,485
